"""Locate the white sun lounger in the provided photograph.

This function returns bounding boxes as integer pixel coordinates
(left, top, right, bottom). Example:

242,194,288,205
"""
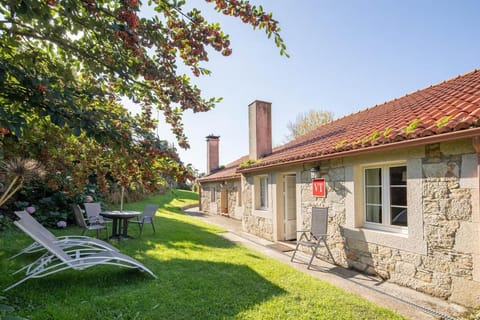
4,215,157,291
9,211,118,260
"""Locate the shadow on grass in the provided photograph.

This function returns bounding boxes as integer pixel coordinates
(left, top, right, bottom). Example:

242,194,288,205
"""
109,211,236,253
1,191,287,319
4,259,286,319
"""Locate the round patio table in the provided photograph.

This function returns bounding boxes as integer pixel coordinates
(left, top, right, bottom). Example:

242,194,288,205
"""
100,211,141,240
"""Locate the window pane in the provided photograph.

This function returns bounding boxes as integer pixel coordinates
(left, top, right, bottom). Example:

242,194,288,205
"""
365,168,381,185
260,177,267,208
390,187,406,206
366,205,382,223
366,186,382,205
390,166,406,185
391,207,407,226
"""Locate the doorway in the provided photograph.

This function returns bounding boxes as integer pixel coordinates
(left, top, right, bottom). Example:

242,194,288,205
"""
283,174,297,240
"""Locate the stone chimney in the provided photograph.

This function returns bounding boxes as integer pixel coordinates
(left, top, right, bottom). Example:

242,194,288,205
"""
249,100,272,160
206,135,220,175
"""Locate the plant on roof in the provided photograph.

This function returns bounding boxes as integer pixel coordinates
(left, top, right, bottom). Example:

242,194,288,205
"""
335,139,347,149
239,159,259,168
383,127,392,137
436,115,453,128
369,130,380,143
351,139,361,147
405,119,422,135
361,136,370,145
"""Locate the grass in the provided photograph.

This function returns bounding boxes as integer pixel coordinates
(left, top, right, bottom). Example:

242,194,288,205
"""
0,190,406,319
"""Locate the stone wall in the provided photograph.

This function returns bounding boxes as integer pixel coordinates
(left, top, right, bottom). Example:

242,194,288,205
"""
241,175,275,240
200,180,241,217
233,140,479,306
352,143,477,306
225,180,239,217
199,182,217,214
298,160,348,266
293,141,479,306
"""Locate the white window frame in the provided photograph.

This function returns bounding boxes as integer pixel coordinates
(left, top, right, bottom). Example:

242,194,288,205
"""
363,163,408,234
254,175,269,210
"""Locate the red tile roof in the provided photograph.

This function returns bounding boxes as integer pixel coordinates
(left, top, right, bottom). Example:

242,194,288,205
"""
198,155,248,183
240,69,480,172
201,69,480,179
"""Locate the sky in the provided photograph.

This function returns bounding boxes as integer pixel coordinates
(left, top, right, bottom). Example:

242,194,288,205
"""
130,0,480,174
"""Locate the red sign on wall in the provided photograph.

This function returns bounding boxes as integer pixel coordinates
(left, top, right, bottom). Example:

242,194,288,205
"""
312,178,326,197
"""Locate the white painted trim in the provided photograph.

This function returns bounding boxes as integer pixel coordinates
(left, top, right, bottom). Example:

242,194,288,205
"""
343,226,427,254
345,155,427,254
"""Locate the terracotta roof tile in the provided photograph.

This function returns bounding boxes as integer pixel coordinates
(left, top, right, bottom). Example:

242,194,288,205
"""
198,155,248,183
201,69,480,179
240,69,480,171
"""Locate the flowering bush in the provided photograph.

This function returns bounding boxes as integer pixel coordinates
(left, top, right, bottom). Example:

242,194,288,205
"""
56,220,67,228
25,206,36,214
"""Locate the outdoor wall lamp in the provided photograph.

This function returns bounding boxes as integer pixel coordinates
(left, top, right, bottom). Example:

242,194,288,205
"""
310,166,321,180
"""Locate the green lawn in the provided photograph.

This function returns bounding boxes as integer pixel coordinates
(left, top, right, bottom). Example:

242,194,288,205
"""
0,190,406,319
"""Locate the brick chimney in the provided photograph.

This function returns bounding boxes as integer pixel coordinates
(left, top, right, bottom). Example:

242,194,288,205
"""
206,135,220,175
249,100,272,160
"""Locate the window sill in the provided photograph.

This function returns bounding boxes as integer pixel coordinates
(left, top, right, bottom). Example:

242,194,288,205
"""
342,226,427,255
363,222,408,235
253,209,270,219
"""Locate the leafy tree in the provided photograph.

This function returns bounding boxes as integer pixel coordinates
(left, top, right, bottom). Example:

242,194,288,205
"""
285,109,334,141
1,105,189,196
0,0,287,148
0,0,287,219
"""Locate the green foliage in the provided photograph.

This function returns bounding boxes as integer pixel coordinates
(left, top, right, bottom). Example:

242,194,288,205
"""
0,191,404,320
335,139,347,149
0,0,287,148
0,295,28,320
436,115,453,127
369,130,380,142
405,119,422,134
239,159,259,168
383,127,392,137
0,0,287,211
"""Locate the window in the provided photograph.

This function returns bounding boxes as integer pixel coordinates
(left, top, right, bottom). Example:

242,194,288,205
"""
255,176,269,210
210,187,216,202
259,176,268,209
364,165,407,231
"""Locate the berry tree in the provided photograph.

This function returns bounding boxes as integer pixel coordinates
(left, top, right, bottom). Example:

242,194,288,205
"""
0,0,287,148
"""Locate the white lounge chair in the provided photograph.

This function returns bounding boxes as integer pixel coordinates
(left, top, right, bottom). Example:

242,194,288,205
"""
4,215,157,291
9,211,118,260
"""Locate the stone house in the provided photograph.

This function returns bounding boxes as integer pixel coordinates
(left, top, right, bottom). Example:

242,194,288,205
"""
198,69,480,307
